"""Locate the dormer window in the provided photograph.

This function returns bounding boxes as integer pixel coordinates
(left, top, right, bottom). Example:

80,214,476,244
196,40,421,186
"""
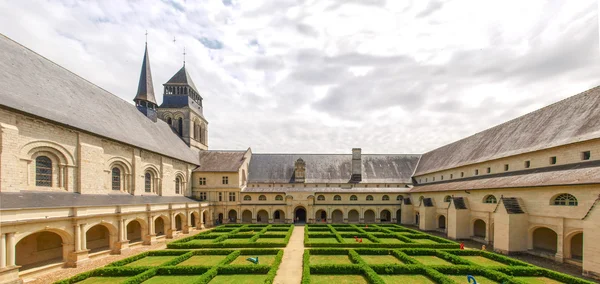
294,158,306,183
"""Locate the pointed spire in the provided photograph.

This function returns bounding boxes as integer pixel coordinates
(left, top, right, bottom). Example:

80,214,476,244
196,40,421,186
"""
133,44,157,105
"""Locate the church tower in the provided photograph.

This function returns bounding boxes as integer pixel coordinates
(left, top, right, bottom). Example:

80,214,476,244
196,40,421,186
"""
157,64,209,151
133,43,158,122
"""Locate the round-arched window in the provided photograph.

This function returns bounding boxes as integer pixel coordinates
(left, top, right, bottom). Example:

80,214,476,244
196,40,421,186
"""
259,195,267,201
382,195,389,201
175,177,181,194
484,195,497,204
145,172,152,192
334,195,341,201
350,195,358,201
552,194,578,206
444,195,452,202
111,167,121,191
275,195,283,201
366,195,374,201
396,195,403,201
317,195,325,201
243,195,251,201
35,156,53,187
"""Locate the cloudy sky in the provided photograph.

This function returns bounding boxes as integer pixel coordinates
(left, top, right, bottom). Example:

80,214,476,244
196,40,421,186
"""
0,0,599,154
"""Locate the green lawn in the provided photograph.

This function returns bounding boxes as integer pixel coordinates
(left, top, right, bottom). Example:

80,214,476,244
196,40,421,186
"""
310,254,353,265
76,277,131,284
221,238,252,243
143,275,202,284
310,275,368,284
177,255,227,266
342,238,372,244
229,254,276,265
411,256,454,265
459,256,507,267
359,255,404,265
308,238,339,244
125,256,177,266
208,274,268,283
377,238,404,243
446,275,498,284
410,239,439,244
263,231,287,235
514,277,564,284
379,275,435,284
256,237,286,243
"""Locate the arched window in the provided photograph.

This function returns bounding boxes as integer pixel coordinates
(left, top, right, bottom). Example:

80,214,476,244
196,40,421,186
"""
419,196,424,201
396,195,403,201
167,117,172,125
243,195,251,201
552,194,578,206
177,118,183,137
275,195,283,201
444,195,452,202
382,195,389,201
366,195,374,201
175,177,181,194
350,195,358,201
145,172,152,192
484,195,497,204
317,195,325,201
334,195,341,201
35,156,52,187
259,195,267,201
111,167,121,191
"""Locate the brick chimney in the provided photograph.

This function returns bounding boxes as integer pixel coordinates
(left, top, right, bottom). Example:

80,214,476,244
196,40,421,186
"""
351,148,362,182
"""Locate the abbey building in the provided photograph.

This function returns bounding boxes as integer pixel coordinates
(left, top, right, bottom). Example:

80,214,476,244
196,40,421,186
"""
0,33,599,283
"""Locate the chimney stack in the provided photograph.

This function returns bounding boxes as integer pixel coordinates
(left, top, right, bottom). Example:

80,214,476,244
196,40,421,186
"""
351,148,362,182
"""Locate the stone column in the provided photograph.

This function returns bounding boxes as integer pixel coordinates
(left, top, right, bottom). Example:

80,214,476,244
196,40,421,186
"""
118,219,123,242
0,233,6,268
74,224,82,251
80,224,87,250
6,233,15,267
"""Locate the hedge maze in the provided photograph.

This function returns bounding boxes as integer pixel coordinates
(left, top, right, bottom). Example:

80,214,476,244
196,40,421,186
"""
55,249,283,284
302,223,594,284
168,224,293,249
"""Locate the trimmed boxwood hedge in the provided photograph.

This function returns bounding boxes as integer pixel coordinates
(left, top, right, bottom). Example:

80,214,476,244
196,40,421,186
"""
168,224,294,248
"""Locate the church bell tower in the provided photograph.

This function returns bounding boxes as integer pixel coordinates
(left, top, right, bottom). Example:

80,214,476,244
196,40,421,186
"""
133,43,158,122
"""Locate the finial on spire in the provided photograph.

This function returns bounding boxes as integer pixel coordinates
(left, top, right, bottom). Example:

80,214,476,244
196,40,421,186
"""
183,47,186,66
145,30,148,45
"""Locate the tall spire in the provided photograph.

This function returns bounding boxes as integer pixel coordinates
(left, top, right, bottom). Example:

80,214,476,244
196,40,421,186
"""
133,43,157,105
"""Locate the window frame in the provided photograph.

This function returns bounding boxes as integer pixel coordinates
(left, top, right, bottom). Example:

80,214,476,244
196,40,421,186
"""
484,195,497,204
111,167,121,191
366,195,374,201
333,195,341,201
228,192,236,202
259,195,267,201
317,195,325,201
350,195,358,201
222,176,229,185
382,195,389,201
552,193,578,206
35,156,53,187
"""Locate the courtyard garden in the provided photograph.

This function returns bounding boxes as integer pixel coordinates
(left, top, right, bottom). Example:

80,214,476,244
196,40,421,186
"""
168,224,294,248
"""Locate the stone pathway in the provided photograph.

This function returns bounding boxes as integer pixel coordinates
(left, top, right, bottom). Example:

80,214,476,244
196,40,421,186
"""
274,225,305,284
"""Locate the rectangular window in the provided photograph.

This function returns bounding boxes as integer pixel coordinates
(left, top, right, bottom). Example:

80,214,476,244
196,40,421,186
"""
504,164,509,171
450,174,453,179
582,151,591,160
460,172,464,178
441,175,444,181
199,192,207,201
525,161,531,168
550,156,557,165
222,176,228,185
228,192,236,202
486,167,491,174
199,177,206,185
218,192,223,202
475,169,479,175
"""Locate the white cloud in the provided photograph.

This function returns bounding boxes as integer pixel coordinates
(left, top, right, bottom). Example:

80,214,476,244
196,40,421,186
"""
0,0,598,154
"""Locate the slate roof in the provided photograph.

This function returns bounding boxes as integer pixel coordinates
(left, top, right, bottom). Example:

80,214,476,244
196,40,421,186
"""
242,187,411,193
195,150,247,172
410,161,600,193
0,191,200,210
247,154,420,184
165,65,199,93
133,44,157,105
0,34,199,165
415,86,600,176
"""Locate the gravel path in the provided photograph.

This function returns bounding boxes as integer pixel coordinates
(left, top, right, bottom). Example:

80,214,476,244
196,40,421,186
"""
22,228,209,284
274,225,305,284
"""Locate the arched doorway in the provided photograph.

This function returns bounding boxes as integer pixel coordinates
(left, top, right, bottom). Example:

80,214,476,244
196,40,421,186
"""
16,231,65,270
190,212,197,228
257,210,269,223
218,213,224,225
396,209,401,224
438,216,446,229
315,210,327,223
155,217,166,236
348,210,359,223
175,215,183,231
568,233,583,260
202,211,207,227
86,225,110,253
332,210,343,223
127,220,142,242
473,219,486,238
380,210,391,222
242,210,252,223
274,210,285,223
364,210,375,223
228,210,237,223
532,227,558,254
294,207,306,223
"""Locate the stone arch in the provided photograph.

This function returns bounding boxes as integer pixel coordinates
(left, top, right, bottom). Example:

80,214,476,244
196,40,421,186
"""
532,227,558,254
473,219,486,238
274,210,285,223
23,142,74,189
242,210,253,223
126,218,147,243
565,231,583,260
174,172,186,195
332,209,343,223
257,210,269,223
15,228,71,270
107,158,132,193
438,215,446,229
21,140,75,166
228,209,237,223
190,211,199,228
380,209,391,222
294,206,306,223
364,209,375,223
154,215,169,236
142,166,160,194
315,209,327,223
175,213,185,231
86,223,117,253
348,210,359,223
